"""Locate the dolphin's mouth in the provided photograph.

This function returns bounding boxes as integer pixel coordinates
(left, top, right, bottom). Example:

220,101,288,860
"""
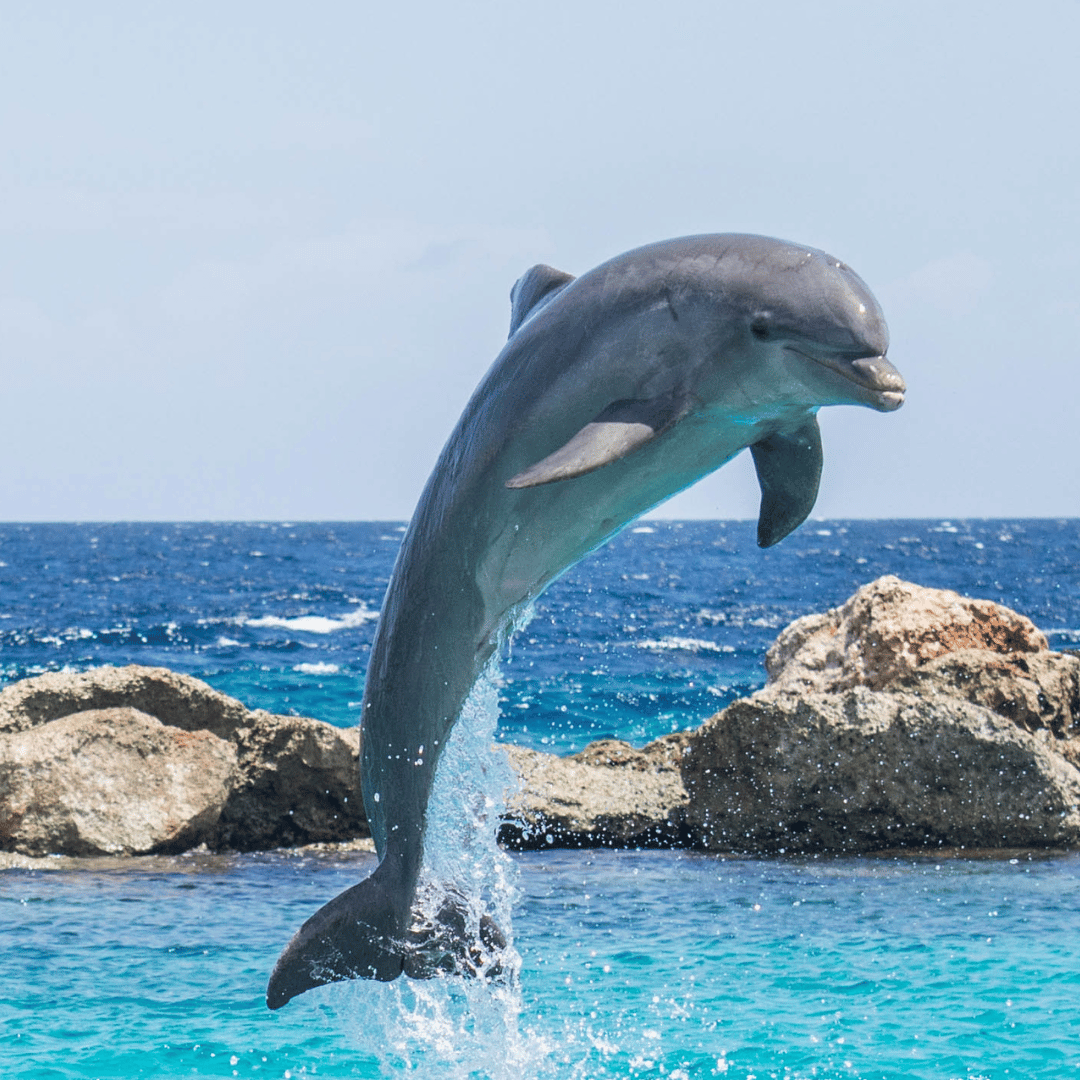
792,349,906,412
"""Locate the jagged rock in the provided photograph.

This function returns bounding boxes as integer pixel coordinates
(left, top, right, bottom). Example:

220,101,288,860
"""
0,666,367,856
0,665,250,740
499,736,691,848
500,576,1080,854
682,576,1080,853
681,687,1080,852
0,708,236,856
213,713,364,851
764,575,1050,693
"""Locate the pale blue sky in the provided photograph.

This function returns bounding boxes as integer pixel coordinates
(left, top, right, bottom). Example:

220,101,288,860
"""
1,2,1077,521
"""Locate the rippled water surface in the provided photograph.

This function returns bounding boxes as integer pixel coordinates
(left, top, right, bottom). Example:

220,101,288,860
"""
2,520,1080,1077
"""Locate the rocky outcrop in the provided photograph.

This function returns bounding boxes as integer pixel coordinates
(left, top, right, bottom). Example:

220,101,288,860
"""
0,666,366,856
0,707,236,855
500,736,691,848
214,711,362,851
5,577,1080,858
0,665,251,739
504,576,1080,854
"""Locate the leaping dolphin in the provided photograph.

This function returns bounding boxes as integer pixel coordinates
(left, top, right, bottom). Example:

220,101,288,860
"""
267,234,905,1007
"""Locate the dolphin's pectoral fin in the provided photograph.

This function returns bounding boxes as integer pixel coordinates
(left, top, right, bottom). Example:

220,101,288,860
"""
402,891,508,979
266,862,406,1009
509,264,576,336
506,394,687,489
750,416,823,548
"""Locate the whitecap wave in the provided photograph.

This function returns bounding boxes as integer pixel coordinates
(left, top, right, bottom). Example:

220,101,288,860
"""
636,636,735,654
245,606,378,634
292,661,341,674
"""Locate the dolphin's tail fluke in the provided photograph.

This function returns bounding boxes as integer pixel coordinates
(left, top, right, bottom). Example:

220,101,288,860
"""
266,864,509,1009
267,861,406,1010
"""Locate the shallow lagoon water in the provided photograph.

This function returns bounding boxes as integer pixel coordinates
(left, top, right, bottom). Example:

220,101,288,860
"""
2,520,1080,1077
4,848,1079,1078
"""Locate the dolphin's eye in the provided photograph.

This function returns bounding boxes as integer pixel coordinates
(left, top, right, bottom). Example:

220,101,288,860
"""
750,317,771,341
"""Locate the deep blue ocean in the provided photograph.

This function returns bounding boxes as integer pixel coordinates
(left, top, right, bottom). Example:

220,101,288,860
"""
2,520,1079,1078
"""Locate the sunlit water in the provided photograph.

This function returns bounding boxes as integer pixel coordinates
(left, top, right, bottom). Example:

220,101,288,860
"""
2,520,1080,1077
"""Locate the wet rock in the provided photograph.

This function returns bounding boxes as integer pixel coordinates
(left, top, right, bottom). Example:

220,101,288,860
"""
0,665,251,740
682,576,1080,853
212,712,364,851
681,687,1080,853
500,736,691,848
0,666,367,856
502,576,1080,854
0,707,236,856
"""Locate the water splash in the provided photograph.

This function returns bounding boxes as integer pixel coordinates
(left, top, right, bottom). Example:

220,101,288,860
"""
335,664,543,1078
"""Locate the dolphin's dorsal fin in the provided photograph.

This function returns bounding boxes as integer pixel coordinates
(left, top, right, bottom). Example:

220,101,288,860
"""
505,393,686,489
509,264,575,336
750,416,823,548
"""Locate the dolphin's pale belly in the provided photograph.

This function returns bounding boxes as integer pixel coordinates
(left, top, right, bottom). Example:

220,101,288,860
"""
475,407,800,630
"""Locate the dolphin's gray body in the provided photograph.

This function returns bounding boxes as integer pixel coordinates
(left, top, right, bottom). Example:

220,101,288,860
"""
267,234,905,1008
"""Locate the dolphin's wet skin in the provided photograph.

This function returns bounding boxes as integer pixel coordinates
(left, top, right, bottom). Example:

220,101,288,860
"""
267,234,905,1008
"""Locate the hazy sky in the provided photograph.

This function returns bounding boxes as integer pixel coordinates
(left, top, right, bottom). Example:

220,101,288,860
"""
2,2,1077,521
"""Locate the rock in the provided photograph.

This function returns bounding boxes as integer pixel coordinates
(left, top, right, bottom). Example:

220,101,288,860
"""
682,575,1080,853
212,712,365,851
501,576,1080,854
0,708,236,856
764,575,1049,694
499,736,691,848
0,666,368,856
681,687,1080,852
0,665,251,740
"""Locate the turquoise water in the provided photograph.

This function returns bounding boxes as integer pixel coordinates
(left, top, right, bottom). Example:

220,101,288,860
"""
4,848,1078,1078
2,520,1080,1077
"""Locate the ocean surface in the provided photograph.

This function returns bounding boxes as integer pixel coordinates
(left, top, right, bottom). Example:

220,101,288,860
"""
2,519,1079,1078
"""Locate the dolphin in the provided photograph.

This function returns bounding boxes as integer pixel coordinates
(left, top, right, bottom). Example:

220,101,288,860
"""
266,233,905,1008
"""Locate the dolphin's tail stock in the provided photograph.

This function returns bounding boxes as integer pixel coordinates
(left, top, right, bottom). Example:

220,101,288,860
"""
267,863,509,1008
267,861,406,1009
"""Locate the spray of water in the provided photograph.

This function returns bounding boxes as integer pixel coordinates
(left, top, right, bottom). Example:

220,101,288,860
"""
332,662,549,1078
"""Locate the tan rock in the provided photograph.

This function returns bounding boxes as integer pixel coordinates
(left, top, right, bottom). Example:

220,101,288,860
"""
766,575,1048,693
0,665,250,740
0,666,369,856
0,707,236,856
500,735,690,848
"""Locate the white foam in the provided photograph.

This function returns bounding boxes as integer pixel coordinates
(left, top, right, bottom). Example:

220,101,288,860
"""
245,605,378,634
631,526,655,534
292,661,340,675
637,636,735,654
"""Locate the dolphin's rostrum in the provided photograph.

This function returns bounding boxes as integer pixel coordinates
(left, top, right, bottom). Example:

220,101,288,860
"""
266,234,905,1007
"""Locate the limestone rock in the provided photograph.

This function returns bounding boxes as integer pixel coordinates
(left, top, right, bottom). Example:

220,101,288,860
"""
0,707,236,856
766,575,1049,693
213,712,364,850
500,736,690,848
682,575,1080,853
0,665,250,740
0,665,368,856
681,687,1080,853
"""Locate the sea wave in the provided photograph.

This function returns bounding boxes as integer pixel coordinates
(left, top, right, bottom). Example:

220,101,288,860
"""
636,636,735,654
292,661,341,674
245,606,378,634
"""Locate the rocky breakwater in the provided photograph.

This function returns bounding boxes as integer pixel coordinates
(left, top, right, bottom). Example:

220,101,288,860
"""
0,666,366,856
505,576,1080,853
